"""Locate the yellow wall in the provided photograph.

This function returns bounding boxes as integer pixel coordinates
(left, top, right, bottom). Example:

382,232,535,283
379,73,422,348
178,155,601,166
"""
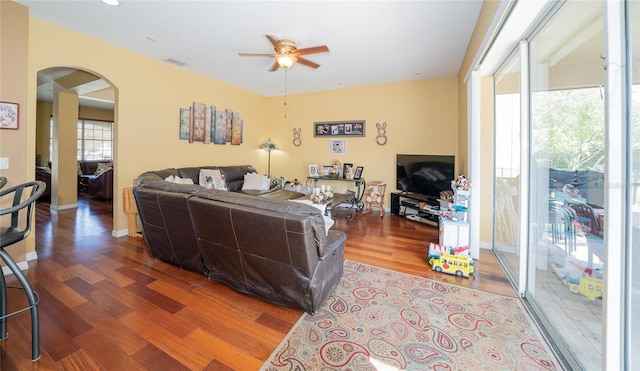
0,1,32,260
265,77,460,188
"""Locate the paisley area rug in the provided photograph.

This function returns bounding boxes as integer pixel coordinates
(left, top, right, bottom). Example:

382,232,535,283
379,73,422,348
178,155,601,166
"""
262,260,558,370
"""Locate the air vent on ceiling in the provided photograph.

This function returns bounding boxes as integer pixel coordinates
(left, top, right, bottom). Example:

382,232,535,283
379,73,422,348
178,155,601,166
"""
165,58,187,67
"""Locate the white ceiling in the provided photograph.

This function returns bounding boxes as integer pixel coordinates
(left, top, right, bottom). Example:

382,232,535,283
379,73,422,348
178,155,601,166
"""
16,0,483,105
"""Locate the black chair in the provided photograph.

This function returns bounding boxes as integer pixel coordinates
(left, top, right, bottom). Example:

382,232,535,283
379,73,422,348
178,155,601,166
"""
0,180,46,361
0,176,7,189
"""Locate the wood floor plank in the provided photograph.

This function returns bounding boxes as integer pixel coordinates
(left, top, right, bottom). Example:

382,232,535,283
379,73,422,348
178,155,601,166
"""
124,282,185,314
132,343,191,371
119,311,214,369
176,306,280,360
184,328,263,370
57,349,108,371
142,308,197,339
73,329,147,370
68,263,106,285
73,301,148,355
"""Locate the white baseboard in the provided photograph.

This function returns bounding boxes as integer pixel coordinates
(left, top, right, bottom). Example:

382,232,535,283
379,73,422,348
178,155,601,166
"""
1,260,30,276
1,251,38,276
480,241,493,250
26,251,38,261
113,229,128,238
50,203,78,211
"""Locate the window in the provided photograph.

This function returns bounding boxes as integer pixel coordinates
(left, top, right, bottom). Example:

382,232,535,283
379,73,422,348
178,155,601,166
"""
77,119,113,161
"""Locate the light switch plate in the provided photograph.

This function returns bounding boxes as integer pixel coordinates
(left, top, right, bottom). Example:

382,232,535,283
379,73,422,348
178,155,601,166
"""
0,157,8,170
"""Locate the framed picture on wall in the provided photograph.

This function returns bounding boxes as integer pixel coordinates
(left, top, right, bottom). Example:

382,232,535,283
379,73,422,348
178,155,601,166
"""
329,140,346,154
0,101,19,130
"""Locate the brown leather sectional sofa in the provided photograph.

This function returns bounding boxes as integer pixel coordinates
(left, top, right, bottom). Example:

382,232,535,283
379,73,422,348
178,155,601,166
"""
133,165,346,313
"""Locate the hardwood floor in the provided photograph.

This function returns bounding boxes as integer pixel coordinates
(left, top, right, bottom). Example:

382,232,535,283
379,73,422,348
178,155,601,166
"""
1,195,516,370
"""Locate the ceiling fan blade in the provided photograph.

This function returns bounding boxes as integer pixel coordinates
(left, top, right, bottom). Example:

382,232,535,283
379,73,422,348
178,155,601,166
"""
296,45,329,56
266,35,279,48
238,52,275,57
296,57,320,69
268,61,280,72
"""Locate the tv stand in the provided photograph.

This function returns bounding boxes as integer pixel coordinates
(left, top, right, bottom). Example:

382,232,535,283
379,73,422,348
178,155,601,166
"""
390,192,440,228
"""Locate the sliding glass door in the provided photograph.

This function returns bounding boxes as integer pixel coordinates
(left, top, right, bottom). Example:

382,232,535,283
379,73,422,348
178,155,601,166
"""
493,52,521,283
527,3,605,368
629,1,639,366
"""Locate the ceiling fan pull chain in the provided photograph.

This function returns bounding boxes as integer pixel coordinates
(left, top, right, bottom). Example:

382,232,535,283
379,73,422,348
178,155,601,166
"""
284,68,288,119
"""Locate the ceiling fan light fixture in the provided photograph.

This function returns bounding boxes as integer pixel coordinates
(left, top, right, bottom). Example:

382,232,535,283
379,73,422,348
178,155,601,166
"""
275,54,297,69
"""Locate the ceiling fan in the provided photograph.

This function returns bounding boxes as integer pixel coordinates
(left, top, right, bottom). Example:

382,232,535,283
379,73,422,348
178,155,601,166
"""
239,35,329,71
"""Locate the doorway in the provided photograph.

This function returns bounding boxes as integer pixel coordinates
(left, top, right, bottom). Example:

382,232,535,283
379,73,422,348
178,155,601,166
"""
35,67,116,227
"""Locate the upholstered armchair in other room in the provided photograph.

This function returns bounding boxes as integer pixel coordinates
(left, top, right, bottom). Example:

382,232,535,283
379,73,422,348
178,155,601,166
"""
88,167,113,200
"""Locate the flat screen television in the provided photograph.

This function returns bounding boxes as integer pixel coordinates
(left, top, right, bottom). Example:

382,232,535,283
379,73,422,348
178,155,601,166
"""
396,154,455,198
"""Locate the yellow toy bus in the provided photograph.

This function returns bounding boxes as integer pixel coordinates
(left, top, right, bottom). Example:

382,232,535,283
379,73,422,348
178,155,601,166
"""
430,253,475,277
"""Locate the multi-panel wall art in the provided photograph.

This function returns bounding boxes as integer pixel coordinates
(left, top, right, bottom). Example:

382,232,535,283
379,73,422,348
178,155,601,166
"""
179,102,243,145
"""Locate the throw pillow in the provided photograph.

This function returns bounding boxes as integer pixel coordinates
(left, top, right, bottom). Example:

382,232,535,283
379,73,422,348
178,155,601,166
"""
164,176,195,185
77,162,83,176
241,172,270,191
199,169,227,190
95,162,112,176
178,178,195,185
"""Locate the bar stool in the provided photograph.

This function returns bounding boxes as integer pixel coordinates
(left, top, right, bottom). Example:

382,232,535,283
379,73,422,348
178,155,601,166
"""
1,180,46,361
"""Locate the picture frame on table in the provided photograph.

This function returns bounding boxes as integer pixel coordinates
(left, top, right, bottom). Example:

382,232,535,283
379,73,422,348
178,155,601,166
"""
342,163,353,179
322,166,332,177
354,166,364,180
0,101,19,130
308,164,320,177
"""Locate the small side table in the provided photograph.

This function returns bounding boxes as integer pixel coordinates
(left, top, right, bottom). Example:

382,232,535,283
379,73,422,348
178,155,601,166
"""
123,187,143,238
78,174,95,192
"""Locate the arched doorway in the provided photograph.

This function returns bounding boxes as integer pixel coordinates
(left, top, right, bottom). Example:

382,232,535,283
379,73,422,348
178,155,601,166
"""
35,67,117,227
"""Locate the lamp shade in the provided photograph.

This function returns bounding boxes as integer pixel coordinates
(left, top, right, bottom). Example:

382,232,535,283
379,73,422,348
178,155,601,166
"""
275,54,297,69
260,138,279,152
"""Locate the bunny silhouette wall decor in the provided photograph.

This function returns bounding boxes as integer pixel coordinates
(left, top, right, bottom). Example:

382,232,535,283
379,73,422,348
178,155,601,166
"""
292,127,302,146
375,121,387,145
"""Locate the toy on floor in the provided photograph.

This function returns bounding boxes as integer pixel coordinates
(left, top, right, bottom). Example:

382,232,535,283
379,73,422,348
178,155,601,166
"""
428,242,470,260
428,243,474,277
564,274,603,300
430,253,475,277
